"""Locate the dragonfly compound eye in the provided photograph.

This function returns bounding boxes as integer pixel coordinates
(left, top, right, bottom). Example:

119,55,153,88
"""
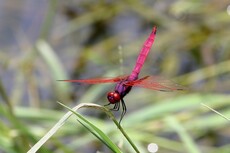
107,92,121,104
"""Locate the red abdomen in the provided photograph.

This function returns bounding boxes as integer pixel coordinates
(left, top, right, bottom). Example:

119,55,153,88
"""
128,26,157,81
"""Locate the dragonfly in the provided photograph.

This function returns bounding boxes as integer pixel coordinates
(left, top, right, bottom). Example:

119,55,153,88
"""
59,26,186,124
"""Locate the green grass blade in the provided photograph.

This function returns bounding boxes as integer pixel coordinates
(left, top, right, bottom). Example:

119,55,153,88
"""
201,103,230,121
35,40,70,101
77,120,121,153
27,103,122,153
165,116,201,153
126,93,230,124
59,103,122,153
58,102,141,153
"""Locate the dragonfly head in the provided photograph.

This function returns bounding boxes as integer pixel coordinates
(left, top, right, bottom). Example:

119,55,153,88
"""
107,91,121,104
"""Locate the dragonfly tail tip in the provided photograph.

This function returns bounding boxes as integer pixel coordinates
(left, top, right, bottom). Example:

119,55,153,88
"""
153,26,157,34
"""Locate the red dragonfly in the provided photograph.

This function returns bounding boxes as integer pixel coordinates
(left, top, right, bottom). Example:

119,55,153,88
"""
59,26,185,123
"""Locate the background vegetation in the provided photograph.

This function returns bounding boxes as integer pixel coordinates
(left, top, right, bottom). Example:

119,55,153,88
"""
0,0,230,153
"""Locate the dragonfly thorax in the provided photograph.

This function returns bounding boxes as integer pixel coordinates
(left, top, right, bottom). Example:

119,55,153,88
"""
107,79,133,104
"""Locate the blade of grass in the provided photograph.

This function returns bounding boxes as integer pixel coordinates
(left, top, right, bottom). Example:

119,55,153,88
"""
165,116,201,153
39,0,58,40
77,119,121,153
58,103,122,153
27,103,128,153
27,103,94,153
0,79,12,114
58,102,140,153
177,59,230,85
126,93,230,124
201,103,230,121
27,102,141,153
35,40,70,101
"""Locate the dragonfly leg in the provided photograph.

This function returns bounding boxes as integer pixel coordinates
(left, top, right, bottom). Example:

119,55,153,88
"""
119,98,127,124
104,102,120,112
104,103,111,106
111,102,120,111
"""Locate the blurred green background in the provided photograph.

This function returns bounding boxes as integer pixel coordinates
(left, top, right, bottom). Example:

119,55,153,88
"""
0,0,230,153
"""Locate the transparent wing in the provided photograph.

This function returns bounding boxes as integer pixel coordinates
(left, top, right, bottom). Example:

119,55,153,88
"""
58,75,129,84
125,76,187,91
